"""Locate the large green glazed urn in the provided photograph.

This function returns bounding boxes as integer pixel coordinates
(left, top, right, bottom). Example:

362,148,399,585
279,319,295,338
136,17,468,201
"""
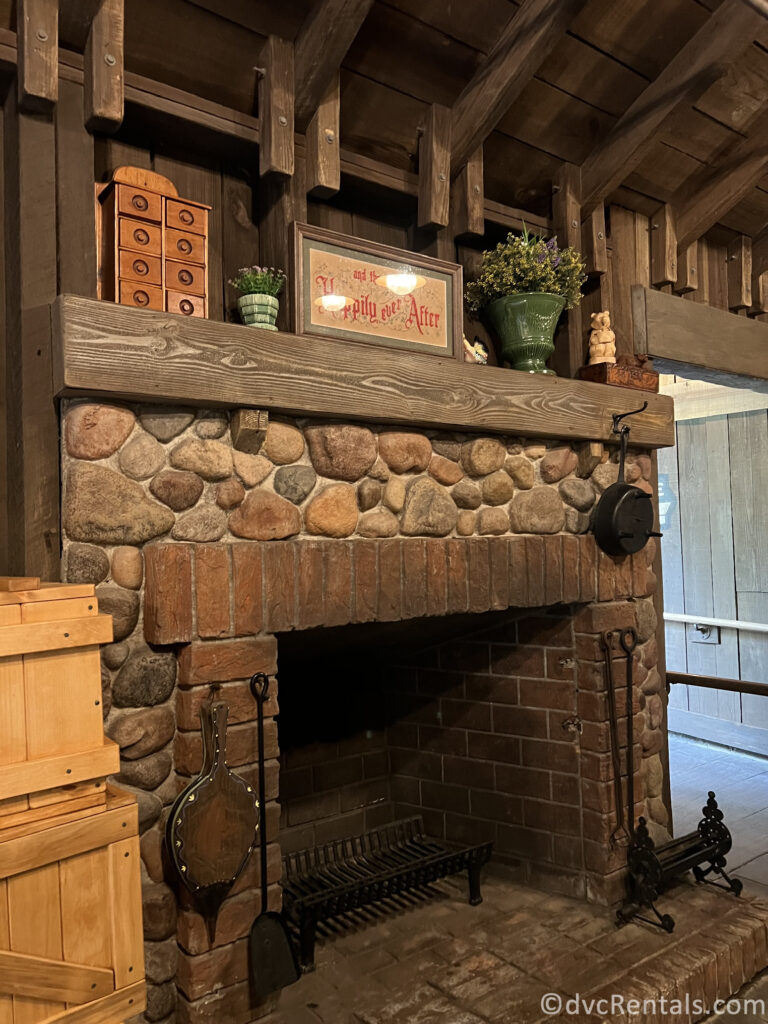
238,293,279,330
484,292,566,375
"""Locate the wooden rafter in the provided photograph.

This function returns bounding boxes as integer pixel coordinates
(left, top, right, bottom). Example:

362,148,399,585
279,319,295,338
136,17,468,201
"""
450,0,585,177
674,110,768,253
579,0,767,215
294,0,373,130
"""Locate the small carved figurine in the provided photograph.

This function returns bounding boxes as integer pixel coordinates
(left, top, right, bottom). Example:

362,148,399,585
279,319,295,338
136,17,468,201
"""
463,335,489,364
588,310,616,365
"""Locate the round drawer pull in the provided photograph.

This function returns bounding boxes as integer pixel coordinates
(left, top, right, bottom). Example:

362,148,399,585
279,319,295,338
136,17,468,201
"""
179,209,194,226
133,290,150,306
131,194,149,212
177,238,193,255
179,299,195,316
178,269,193,286
133,228,150,246
133,259,149,277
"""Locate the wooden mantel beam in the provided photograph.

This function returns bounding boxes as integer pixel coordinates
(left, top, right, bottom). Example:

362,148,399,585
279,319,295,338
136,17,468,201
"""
673,109,768,253
450,0,584,177
53,295,674,448
579,0,767,216
294,0,373,130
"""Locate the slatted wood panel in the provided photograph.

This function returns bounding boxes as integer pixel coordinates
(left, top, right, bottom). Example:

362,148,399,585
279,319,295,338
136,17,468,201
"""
665,402,768,749
657,438,687,711
729,409,768,731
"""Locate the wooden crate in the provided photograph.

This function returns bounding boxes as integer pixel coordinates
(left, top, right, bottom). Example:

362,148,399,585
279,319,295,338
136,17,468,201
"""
0,582,117,826
0,786,146,1024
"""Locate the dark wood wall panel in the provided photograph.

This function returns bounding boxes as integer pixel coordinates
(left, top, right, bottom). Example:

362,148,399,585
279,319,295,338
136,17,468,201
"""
3,95,60,578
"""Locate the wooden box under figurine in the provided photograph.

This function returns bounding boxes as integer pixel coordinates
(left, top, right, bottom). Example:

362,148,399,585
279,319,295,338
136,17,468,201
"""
577,362,660,393
96,166,210,318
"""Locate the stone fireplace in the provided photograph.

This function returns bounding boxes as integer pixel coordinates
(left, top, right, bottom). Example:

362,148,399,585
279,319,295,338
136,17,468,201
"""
59,401,668,1024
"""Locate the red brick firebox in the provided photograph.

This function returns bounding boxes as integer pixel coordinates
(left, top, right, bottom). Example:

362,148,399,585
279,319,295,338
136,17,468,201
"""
143,534,658,1024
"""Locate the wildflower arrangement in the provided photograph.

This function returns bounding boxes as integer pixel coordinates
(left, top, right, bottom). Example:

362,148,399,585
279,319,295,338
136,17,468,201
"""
465,227,586,313
229,265,286,297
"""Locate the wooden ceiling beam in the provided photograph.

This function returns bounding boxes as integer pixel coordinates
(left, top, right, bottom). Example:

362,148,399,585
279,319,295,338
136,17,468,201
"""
449,0,585,178
579,0,767,216
294,0,373,130
674,110,768,252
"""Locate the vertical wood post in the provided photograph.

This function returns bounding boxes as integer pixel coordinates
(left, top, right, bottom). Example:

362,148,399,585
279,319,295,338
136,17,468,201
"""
258,36,295,178
417,104,451,230
55,80,98,297
650,204,677,289
84,0,125,133
552,163,583,377
452,147,484,239
17,0,58,113
306,73,340,198
674,242,698,295
3,91,60,578
259,154,306,331
727,235,752,313
582,205,607,276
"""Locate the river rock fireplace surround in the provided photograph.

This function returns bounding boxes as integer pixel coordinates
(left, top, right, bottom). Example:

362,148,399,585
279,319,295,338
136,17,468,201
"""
58,392,678,1024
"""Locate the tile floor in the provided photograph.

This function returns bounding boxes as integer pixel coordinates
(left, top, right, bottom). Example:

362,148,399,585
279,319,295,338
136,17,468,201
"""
669,732,768,897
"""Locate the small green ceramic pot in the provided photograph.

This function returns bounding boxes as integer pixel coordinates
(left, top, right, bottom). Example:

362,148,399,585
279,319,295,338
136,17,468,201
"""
484,292,566,375
238,293,279,330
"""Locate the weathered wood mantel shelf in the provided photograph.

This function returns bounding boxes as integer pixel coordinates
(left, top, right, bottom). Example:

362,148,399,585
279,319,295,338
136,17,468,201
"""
52,295,674,448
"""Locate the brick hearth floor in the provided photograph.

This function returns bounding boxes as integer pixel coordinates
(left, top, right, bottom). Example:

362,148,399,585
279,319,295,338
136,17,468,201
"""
261,865,768,1024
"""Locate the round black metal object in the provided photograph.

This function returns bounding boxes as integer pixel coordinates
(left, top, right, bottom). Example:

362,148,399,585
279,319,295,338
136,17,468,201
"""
592,402,661,556
593,481,654,555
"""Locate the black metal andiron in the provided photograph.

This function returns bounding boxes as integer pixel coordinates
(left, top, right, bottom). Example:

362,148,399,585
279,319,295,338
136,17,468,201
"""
618,794,743,932
608,629,743,932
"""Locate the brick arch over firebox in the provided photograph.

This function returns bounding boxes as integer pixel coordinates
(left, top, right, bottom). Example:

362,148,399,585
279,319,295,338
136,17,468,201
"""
143,535,646,643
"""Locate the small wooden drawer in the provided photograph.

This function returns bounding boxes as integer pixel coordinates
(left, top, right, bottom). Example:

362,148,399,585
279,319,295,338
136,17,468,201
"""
166,227,205,264
116,184,162,223
119,217,162,255
165,260,205,295
119,250,162,286
119,281,163,311
166,290,205,318
166,199,208,235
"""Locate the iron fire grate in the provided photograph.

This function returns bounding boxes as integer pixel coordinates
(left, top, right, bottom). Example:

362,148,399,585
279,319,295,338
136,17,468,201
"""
282,815,493,971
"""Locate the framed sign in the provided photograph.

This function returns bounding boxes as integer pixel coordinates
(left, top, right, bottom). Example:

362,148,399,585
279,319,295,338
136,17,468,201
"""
292,222,463,359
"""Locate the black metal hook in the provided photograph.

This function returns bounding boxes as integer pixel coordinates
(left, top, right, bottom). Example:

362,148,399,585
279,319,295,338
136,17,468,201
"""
619,627,638,656
250,672,269,704
612,402,648,436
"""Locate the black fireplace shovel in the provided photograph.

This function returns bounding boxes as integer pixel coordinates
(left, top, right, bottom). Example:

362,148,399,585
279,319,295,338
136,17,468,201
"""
248,673,300,1003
